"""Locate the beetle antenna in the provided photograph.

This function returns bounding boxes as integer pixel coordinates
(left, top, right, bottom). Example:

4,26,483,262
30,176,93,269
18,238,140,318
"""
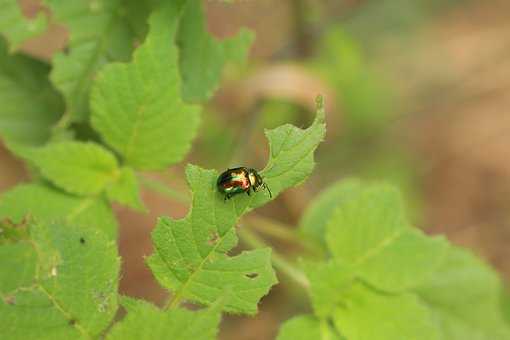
264,183,272,198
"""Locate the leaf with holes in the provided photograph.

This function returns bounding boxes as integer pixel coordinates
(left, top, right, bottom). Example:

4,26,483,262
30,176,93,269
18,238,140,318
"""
44,0,138,121
0,183,118,239
147,165,278,314
91,2,200,170
0,221,120,339
0,0,48,52
147,95,325,314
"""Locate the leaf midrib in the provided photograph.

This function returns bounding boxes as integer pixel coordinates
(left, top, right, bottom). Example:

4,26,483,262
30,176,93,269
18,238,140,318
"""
28,239,93,339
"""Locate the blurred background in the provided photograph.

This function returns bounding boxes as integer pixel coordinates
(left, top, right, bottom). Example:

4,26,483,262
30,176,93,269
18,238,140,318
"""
2,0,510,339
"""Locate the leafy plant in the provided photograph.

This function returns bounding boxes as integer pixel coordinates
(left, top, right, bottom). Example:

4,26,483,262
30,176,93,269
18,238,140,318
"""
0,1,509,340
279,181,510,340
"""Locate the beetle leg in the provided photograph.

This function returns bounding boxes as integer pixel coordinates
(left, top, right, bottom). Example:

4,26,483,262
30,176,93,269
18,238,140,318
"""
246,190,251,196
264,183,272,198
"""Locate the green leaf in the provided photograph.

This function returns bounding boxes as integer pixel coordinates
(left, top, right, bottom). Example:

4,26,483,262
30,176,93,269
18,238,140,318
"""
326,184,447,292
0,39,63,155
91,2,200,170
250,95,326,208
177,0,254,102
0,221,120,339
29,141,120,196
45,0,136,121
107,297,221,340
106,167,145,211
0,0,48,52
302,260,354,318
146,96,325,313
147,165,277,314
0,218,30,244
0,183,118,239
416,247,510,340
333,284,440,340
300,179,362,248
277,315,342,340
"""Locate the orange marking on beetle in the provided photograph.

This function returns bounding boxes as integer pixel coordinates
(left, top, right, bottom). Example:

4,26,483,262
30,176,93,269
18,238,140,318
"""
223,179,249,190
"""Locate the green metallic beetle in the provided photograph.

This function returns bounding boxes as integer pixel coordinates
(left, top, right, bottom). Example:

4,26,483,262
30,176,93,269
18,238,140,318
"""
217,167,272,201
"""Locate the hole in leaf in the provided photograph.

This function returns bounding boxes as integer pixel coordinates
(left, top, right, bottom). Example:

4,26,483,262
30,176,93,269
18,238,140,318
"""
80,237,86,245
4,295,16,305
208,231,219,245
245,273,258,279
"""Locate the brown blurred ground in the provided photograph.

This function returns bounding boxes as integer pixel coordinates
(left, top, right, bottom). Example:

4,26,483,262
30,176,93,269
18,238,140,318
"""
2,1,510,339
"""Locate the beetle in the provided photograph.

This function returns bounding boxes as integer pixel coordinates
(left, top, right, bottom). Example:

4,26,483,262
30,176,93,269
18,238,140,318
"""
217,167,272,201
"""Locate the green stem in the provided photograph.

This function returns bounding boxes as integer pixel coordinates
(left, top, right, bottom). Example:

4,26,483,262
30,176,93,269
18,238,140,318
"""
244,215,323,256
239,227,309,289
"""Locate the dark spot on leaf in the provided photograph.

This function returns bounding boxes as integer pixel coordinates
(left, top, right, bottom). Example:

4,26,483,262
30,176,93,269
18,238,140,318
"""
4,295,16,305
80,237,85,244
245,273,258,279
68,319,76,326
208,231,219,245
63,46,70,55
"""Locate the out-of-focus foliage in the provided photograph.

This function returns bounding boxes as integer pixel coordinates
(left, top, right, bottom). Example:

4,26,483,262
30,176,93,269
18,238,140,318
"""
0,39,63,155
279,182,510,340
0,0,47,51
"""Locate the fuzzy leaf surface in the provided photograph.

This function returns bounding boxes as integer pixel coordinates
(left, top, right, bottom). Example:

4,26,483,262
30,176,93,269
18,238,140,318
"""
0,183,117,239
91,2,200,170
30,141,119,196
0,221,120,339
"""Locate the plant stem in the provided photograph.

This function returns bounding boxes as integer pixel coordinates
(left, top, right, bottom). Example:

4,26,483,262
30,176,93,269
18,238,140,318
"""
239,227,309,289
244,215,323,256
